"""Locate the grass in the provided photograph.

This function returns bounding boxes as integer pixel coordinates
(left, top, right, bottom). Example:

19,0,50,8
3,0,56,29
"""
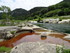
40,15,70,21
0,46,12,53
63,49,70,53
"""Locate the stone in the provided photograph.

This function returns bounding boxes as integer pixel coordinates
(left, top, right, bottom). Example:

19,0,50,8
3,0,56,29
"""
10,42,63,53
64,34,70,40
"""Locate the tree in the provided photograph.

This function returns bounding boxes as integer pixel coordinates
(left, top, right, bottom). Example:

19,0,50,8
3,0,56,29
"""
63,8,70,15
0,6,11,20
0,6,13,25
0,6,11,13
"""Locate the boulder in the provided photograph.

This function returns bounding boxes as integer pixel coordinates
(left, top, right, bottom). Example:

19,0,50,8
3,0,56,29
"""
10,42,63,53
64,34,70,40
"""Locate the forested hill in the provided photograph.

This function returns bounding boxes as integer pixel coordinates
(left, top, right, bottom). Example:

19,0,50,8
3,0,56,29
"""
64,0,70,2
0,0,70,20
29,1,70,19
10,8,29,20
29,7,47,14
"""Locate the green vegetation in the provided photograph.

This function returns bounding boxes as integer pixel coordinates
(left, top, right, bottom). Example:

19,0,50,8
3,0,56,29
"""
63,49,70,53
56,44,70,53
64,0,70,2
43,16,70,20
10,8,29,20
10,31,16,34
0,46,11,53
0,0,70,25
29,1,70,20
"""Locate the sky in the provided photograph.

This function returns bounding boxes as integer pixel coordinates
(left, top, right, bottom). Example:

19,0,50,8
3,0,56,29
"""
0,0,63,10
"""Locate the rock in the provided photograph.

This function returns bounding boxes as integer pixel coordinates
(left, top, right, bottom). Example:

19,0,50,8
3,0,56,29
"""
10,42,63,53
58,19,70,24
64,34,70,40
0,39,4,42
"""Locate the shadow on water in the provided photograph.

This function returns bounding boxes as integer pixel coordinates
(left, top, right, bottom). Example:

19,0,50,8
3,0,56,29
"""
35,23,70,33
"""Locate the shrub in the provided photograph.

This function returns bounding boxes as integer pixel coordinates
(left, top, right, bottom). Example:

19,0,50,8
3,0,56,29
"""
63,49,70,53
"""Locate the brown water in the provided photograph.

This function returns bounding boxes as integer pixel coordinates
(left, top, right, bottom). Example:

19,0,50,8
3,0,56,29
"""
13,33,70,48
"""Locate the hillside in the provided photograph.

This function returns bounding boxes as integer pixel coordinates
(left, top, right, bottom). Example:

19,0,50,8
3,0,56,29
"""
10,8,29,20
64,0,70,2
29,7,47,14
29,1,70,19
0,0,70,20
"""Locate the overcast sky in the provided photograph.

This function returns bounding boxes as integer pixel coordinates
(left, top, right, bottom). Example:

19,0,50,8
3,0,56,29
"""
0,0,63,10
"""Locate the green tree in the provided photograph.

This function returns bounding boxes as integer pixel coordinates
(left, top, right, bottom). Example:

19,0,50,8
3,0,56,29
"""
0,6,11,13
36,16,42,22
0,6,11,20
63,8,70,15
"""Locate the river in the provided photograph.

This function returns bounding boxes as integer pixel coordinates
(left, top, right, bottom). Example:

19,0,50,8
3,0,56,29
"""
34,23,70,33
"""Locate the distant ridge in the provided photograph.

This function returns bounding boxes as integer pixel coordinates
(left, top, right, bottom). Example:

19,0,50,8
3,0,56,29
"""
1,0,70,20
9,0,70,20
63,0,70,2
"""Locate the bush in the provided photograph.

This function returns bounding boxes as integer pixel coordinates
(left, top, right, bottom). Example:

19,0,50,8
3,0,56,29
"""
63,49,70,53
10,31,16,34
44,9,62,17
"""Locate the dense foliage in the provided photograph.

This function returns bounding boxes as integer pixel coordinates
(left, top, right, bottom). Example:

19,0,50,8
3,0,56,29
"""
63,49,70,53
29,1,70,19
10,8,29,20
